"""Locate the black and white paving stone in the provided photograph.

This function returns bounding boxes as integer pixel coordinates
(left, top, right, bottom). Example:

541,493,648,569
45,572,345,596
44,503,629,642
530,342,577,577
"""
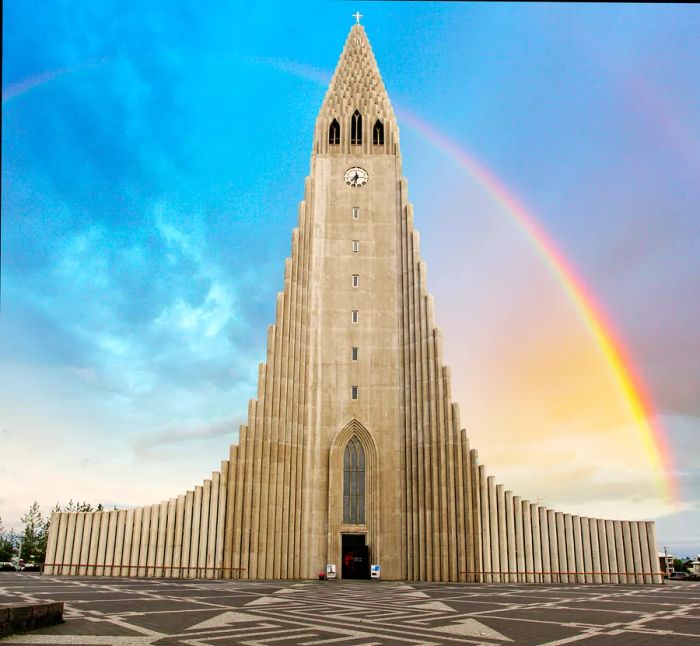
1,574,698,645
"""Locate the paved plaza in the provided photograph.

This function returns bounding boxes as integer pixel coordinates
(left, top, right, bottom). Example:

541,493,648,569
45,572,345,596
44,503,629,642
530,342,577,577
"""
1,574,699,645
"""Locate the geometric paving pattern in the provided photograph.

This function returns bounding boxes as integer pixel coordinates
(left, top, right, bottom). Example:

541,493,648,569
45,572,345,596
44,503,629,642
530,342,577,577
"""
1,575,699,645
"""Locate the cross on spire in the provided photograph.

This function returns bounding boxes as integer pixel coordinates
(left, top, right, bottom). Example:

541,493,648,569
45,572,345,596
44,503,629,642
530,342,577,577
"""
353,11,363,25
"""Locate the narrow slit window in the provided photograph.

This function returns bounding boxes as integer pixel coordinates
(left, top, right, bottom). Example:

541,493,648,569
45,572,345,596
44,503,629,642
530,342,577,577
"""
373,119,384,145
351,385,359,400
352,347,358,361
352,274,359,288
351,110,363,145
352,240,359,253
352,310,359,324
329,119,340,145
352,207,360,220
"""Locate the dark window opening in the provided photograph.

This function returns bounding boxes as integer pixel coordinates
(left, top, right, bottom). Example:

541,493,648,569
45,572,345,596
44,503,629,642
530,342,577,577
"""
343,436,365,524
329,119,340,145
351,110,363,145
373,119,384,146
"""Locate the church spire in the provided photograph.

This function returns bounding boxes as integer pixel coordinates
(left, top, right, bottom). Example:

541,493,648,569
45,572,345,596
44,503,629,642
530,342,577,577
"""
314,23,399,156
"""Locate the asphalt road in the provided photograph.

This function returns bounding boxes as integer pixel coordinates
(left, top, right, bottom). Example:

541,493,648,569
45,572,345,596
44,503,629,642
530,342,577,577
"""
1,574,699,645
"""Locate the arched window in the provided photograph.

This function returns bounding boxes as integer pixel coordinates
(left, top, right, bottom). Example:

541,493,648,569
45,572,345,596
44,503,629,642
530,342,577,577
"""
351,110,363,145
343,436,365,524
373,119,384,146
329,119,340,145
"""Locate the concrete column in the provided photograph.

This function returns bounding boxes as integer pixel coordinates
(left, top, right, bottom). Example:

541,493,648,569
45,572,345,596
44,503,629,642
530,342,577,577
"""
514,496,525,583
77,513,92,576
488,476,499,583
505,491,516,583
605,520,618,583
630,521,643,584
589,518,602,584
613,520,627,584
146,504,160,578
638,522,652,584
573,516,584,583
61,513,76,575
129,508,142,577
622,521,635,585
547,510,559,583
69,513,84,576
181,491,194,579
112,510,127,577
164,498,177,578
581,516,592,583
556,512,567,583
496,484,507,582
155,501,168,578
122,509,135,577
199,480,212,578
44,512,61,575
646,522,662,584
479,466,491,582
529,503,540,583
137,506,151,577
564,514,575,585
215,462,228,580
206,472,220,579
189,486,202,578
172,495,185,578
597,519,610,583
539,507,550,583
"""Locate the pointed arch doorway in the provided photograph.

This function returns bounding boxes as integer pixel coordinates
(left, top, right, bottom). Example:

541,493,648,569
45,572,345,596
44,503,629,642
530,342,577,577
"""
328,419,379,579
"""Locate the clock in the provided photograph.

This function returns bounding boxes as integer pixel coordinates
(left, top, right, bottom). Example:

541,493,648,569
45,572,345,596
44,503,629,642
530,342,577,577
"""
344,166,369,187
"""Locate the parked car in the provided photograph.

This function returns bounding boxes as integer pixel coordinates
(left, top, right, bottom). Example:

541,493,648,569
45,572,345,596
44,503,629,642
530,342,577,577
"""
19,562,41,572
670,571,689,580
0,562,17,571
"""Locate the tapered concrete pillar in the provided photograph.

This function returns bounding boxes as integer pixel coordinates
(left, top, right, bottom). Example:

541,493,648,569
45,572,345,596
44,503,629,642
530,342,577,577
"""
488,477,500,582
479,466,491,582
638,522,652,584
622,521,635,585
597,519,610,584
564,514,575,585
613,520,627,584
646,522,662,584
556,512,567,583
573,515,584,583
496,484,508,582
581,516,592,583
630,521,644,584
529,503,540,584
505,491,516,582
513,496,525,583
589,519,602,584
605,519,618,584
547,510,559,583
539,507,551,583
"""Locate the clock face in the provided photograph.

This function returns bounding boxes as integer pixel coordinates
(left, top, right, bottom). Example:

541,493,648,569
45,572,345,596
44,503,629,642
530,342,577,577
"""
344,166,369,187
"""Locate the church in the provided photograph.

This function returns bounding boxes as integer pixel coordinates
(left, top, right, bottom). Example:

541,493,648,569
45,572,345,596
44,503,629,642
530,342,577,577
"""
44,21,660,584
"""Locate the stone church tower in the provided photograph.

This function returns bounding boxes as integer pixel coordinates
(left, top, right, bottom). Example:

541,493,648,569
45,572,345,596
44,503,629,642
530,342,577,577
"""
45,23,661,584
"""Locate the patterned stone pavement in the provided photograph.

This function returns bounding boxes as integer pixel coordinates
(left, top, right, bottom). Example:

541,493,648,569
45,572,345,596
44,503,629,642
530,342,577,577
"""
1,574,699,645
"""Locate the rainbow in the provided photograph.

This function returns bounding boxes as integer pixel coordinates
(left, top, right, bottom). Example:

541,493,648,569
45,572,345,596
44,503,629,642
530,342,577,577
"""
394,108,678,504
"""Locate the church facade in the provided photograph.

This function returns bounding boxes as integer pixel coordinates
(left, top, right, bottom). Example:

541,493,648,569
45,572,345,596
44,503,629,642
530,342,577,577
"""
45,23,661,584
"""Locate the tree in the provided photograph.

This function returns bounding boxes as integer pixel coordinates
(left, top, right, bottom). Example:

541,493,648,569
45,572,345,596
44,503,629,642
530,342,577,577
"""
673,558,689,573
20,501,48,563
0,517,19,562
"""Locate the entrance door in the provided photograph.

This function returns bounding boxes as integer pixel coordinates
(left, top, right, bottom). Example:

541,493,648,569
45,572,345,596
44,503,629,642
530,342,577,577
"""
341,533,370,579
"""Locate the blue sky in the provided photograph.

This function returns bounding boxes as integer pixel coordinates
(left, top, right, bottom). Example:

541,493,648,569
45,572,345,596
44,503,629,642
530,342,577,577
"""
2,2,699,556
